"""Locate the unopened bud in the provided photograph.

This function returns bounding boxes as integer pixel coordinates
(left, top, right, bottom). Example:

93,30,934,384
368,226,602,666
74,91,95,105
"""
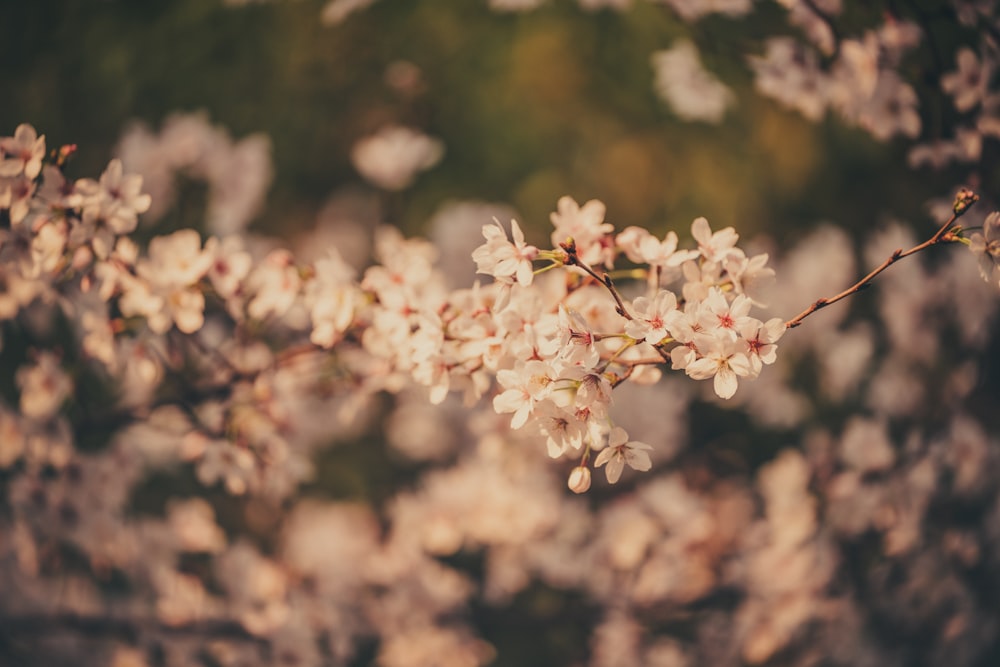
953,188,979,216
567,466,592,494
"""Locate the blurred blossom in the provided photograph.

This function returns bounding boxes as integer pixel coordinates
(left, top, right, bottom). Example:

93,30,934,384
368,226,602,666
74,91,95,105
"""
651,41,735,123
17,352,71,422
590,609,642,667
578,0,633,9
117,113,272,235
839,416,895,473
377,625,495,667
386,391,460,461
652,0,753,21
866,356,925,418
815,322,874,400
489,0,546,12
166,498,227,553
350,125,444,191
296,188,376,270
217,542,290,635
282,500,379,592
385,60,426,97
750,38,830,122
321,0,378,25
942,47,991,112
737,449,834,664
762,224,855,327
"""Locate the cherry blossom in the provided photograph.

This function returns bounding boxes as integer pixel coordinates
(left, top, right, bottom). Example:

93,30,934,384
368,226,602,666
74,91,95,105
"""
593,427,653,484
350,125,444,191
625,290,681,345
0,123,45,180
970,211,1000,286
684,333,754,398
651,40,735,123
472,218,539,289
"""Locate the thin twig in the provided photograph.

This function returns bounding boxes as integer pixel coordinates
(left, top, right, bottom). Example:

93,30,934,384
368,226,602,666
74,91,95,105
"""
784,190,978,330
560,239,633,320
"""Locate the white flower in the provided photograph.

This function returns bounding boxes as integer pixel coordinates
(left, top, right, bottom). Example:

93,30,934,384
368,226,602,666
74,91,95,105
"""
625,290,681,345
204,235,252,300
493,359,555,429
531,403,589,458
304,250,359,348
557,306,598,355
247,249,301,321
549,196,614,268
130,229,213,334
616,226,699,268
970,211,1000,287
684,333,753,399
691,216,740,264
739,317,786,374
695,287,754,340
472,218,538,287
71,159,152,256
0,124,45,179
139,229,213,288
562,364,613,418
593,426,653,484
725,251,776,305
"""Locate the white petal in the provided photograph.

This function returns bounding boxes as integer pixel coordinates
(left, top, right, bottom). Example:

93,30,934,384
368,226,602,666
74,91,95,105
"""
713,366,738,399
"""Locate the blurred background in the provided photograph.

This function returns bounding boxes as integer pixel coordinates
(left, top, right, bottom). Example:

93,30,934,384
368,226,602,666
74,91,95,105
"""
1,0,968,243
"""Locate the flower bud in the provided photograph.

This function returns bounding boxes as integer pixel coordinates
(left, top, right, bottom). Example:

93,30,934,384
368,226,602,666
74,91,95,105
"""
567,466,592,494
953,187,979,216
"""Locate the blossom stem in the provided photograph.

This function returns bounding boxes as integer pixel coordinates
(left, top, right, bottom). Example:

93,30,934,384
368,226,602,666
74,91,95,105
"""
560,239,633,320
784,190,978,330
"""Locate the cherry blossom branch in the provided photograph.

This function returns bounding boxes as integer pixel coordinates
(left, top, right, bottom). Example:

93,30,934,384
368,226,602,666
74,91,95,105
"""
784,189,979,330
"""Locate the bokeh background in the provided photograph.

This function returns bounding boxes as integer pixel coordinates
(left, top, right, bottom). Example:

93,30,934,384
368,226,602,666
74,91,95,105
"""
3,0,968,242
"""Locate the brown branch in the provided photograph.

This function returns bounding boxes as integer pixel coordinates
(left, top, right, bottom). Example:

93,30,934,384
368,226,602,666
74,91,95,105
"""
784,189,978,330
560,239,633,320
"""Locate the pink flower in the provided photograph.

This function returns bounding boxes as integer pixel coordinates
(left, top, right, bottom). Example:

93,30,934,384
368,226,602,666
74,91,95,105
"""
685,333,753,399
0,124,45,179
472,218,538,288
691,216,740,264
493,359,555,429
593,427,653,484
625,290,681,345
549,196,614,267
739,317,786,374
